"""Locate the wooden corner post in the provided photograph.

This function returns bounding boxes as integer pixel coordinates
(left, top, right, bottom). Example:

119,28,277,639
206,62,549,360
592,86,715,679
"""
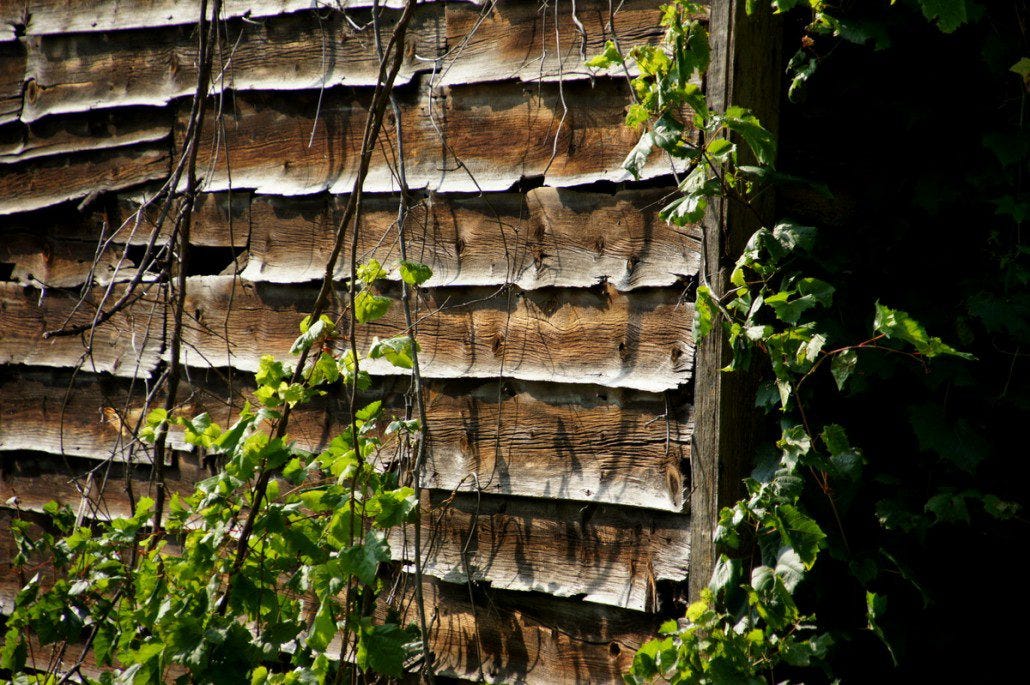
689,0,783,601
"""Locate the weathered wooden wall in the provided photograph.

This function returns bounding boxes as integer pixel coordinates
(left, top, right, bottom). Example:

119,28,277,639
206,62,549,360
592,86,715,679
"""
0,1,704,682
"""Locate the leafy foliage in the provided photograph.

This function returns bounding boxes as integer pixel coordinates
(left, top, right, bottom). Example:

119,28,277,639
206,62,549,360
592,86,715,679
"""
597,0,1024,682
2,260,434,683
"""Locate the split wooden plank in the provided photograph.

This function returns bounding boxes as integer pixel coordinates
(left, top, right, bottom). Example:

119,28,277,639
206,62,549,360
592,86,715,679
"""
0,140,170,215
0,368,690,509
241,188,699,291
387,577,659,683
0,39,24,124
182,79,680,196
422,379,690,511
176,276,694,392
391,491,689,611
0,106,171,162
0,450,210,518
23,0,474,36
439,0,666,86
0,1,25,41
0,282,164,376
21,7,445,121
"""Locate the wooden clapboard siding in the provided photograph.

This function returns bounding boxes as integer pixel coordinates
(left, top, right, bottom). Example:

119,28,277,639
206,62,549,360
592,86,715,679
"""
440,0,667,86
0,40,24,124
179,79,680,196
21,7,446,122
0,0,735,679
174,276,693,391
0,282,164,375
0,106,171,163
386,578,658,683
0,141,171,215
391,491,689,611
22,0,468,36
0,186,700,292
0,368,689,511
422,379,689,511
242,188,699,290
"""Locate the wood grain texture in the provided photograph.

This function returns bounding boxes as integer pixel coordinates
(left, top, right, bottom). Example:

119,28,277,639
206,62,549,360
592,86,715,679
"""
439,0,665,86
176,276,694,391
689,0,780,601
0,106,171,163
21,7,445,121
0,368,690,510
240,188,699,290
0,282,164,376
181,78,680,196
0,141,170,215
422,379,690,511
22,0,471,35
387,577,660,683
391,491,689,611
0,40,24,124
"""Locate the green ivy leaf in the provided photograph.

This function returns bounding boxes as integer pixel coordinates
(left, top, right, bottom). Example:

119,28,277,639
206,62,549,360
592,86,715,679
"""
873,302,975,359
356,621,416,678
354,290,392,324
357,259,388,286
623,131,654,179
586,40,623,68
721,106,776,165
916,0,968,33
306,600,336,652
398,260,433,287
369,335,418,370
773,505,825,568
830,349,858,390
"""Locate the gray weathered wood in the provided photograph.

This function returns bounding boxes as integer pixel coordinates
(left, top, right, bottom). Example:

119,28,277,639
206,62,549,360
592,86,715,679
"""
21,7,445,121
0,141,170,215
0,40,23,124
180,79,684,196
175,276,694,391
438,0,667,86
391,491,689,611
689,0,781,600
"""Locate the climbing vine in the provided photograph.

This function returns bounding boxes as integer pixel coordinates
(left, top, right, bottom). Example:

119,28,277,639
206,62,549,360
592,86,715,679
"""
592,0,1027,681
1,259,431,684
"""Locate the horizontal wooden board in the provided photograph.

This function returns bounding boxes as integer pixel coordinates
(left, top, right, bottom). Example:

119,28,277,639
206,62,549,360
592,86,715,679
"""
391,491,689,611
181,79,680,196
240,188,699,291
0,106,171,163
422,379,690,511
0,368,690,510
176,276,694,391
0,140,170,215
440,0,665,86
0,281,164,376
0,40,23,125
22,0,473,35
387,577,660,683
21,6,445,121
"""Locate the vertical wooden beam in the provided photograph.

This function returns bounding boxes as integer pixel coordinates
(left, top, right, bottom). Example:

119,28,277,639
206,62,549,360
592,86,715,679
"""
689,0,782,601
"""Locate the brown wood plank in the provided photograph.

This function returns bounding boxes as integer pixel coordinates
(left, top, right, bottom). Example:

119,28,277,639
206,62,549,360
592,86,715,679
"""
0,368,689,510
440,0,667,86
241,188,699,291
113,189,252,247
177,276,694,391
387,577,658,683
689,0,781,600
0,282,164,376
0,39,24,125
0,141,171,215
0,106,171,163
23,0,467,35
182,79,679,196
21,7,445,121
391,491,689,612
422,379,690,511
0,1,25,41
